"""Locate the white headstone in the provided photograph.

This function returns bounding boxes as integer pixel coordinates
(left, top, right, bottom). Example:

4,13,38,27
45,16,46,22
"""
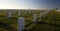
33,14,37,22
29,10,31,14
44,11,50,15
18,10,20,16
12,10,17,14
56,10,60,11
43,12,44,16
7,10,12,18
47,10,50,13
22,10,24,13
18,17,25,31
25,11,27,14
40,12,43,18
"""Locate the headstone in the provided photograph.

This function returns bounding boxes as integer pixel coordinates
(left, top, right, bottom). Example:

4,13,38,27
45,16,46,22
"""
22,10,24,13
24,11,27,14
12,10,17,14
43,12,44,16
32,10,33,13
29,10,31,14
33,14,37,22
7,10,12,18
34,10,36,13
47,10,50,13
18,10,20,16
44,11,50,15
40,11,43,18
18,17,25,31
56,10,60,11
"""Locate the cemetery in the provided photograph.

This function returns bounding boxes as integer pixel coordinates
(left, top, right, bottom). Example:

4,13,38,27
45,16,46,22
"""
0,9,60,31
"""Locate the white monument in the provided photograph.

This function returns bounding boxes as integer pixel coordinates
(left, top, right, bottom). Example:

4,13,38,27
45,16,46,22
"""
7,10,12,18
29,10,31,14
40,11,43,18
18,10,21,16
18,17,25,31
12,10,17,14
24,11,27,14
33,14,37,22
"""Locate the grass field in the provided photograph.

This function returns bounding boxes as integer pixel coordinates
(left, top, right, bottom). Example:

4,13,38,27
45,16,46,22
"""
0,10,60,31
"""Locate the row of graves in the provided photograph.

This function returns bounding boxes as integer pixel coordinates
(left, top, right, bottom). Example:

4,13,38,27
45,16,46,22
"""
0,10,60,31
18,10,51,31
18,10,60,31
0,10,51,31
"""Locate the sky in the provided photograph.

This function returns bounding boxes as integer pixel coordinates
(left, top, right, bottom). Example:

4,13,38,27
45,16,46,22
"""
0,0,60,9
